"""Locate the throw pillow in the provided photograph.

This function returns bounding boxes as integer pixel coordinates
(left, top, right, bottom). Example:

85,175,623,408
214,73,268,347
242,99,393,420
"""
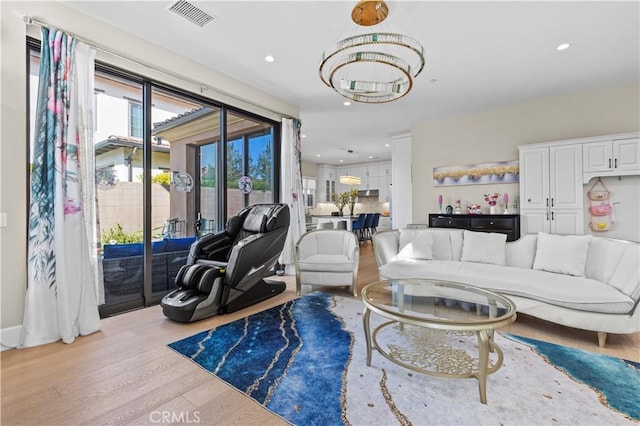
460,230,507,266
398,229,434,260
533,233,592,277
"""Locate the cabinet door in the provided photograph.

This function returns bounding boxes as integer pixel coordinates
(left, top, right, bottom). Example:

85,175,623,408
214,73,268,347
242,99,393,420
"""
378,174,391,202
583,141,613,173
613,138,640,172
520,147,549,210
549,145,582,210
367,175,379,190
520,210,550,235
380,163,392,178
550,210,583,235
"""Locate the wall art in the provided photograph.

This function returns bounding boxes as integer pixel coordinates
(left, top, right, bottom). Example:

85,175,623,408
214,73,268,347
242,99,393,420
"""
433,160,519,186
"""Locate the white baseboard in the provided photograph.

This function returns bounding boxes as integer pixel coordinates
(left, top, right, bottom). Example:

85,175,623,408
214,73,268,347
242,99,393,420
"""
1,325,22,351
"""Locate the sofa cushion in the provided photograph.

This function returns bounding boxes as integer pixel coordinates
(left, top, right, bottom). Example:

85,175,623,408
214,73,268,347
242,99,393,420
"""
431,229,464,261
297,254,355,272
505,234,537,269
398,229,433,260
461,230,506,266
585,238,628,284
608,245,640,298
533,233,592,277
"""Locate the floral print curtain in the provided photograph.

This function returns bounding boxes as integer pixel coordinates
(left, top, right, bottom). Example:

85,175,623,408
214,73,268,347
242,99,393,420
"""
20,28,101,347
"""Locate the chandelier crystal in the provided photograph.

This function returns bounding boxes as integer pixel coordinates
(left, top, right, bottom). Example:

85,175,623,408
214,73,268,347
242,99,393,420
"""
319,0,425,103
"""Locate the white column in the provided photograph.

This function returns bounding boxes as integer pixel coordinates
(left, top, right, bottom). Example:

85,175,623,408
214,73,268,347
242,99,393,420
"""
391,133,412,229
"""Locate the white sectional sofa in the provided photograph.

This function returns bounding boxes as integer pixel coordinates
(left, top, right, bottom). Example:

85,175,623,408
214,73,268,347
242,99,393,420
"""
372,228,640,347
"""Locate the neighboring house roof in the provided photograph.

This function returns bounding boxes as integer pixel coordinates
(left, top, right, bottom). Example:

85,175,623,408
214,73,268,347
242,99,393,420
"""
152,107,211,134
95,135,170,156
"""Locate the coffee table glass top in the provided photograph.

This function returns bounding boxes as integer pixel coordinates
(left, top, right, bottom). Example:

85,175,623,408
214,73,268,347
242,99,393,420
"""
362,279,516,326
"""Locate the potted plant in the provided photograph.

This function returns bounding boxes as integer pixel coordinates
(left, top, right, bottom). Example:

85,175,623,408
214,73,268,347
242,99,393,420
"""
332,192,348,216
347,188,358,216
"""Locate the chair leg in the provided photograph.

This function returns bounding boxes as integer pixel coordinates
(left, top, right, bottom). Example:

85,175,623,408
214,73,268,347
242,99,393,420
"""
296,275,302,296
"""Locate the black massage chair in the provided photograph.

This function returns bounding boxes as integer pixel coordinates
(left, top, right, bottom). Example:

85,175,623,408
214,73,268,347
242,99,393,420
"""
161,203,290,322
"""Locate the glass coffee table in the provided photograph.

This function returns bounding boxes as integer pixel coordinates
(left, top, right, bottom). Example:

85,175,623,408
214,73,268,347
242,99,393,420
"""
362,279,517,404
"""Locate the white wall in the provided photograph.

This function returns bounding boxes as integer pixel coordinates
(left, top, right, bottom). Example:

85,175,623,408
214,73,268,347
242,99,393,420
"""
0,0,297,331
411,83,640,224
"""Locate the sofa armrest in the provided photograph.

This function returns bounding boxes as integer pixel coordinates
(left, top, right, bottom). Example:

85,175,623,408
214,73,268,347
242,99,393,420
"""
373,230,399,267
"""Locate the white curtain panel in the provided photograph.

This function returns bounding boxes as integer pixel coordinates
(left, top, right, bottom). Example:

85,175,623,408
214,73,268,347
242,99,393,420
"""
76,43,105,306
21,32,101,348
279,118,305,274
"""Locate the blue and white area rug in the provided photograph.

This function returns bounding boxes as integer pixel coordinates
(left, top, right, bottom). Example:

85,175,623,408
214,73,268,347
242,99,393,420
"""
168,292,639,425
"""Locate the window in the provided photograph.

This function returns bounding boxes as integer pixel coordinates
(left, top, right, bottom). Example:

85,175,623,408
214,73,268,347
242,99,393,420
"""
226,111,277,217
28,37,281,317
129,102,142,138
302,177,316,208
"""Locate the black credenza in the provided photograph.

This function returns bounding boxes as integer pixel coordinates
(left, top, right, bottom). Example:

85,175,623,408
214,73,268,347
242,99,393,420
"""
428,214,520,241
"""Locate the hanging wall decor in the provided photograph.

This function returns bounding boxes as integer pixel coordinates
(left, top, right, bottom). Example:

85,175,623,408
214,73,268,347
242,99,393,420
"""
587,178,613,232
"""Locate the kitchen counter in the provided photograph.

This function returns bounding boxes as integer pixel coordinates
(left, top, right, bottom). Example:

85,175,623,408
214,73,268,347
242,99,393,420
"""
310,215,355,231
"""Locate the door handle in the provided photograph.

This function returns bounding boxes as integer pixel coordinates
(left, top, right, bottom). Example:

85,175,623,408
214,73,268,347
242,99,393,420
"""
615,158,618,168
609,158,612,168
546,198,549,207
551,211,554,220
551,198,554,207
546,211,549,221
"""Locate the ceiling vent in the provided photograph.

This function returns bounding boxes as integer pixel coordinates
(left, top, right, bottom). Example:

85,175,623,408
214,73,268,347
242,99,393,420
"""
168,0,216,28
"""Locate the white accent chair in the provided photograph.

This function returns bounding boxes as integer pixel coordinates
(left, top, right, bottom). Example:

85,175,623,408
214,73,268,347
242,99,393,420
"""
295,229,360,297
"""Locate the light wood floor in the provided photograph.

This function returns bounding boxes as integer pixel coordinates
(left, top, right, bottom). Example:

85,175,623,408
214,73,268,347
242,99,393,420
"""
2,243,638,425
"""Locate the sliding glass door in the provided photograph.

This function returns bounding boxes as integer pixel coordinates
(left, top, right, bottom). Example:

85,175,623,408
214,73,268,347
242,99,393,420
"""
28,39,280,317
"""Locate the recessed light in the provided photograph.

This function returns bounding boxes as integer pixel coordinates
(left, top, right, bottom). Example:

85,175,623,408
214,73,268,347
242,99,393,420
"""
368,156,374,159
301,134,307,138
265,55,275,62
339,159,344,163
556,43,570,51
384,144,390,147
316,154,321,157
343,101,351,106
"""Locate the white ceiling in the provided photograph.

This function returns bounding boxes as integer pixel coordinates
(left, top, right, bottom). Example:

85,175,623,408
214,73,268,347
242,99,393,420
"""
63,1,640,166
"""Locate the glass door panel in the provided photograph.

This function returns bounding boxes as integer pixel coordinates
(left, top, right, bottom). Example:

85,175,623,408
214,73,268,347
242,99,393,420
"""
248,131,274,206
226,111,276,218
199,142,218,237
94,71,145,315
150,87,221,301
226,136,245,218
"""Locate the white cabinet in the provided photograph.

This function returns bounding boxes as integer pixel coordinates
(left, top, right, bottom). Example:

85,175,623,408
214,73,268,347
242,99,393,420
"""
583,137,640,182
519,144,583,235
317,166,336,203
378,164,392,202
362,175,378,190
378,173,391,202
332,161,392,194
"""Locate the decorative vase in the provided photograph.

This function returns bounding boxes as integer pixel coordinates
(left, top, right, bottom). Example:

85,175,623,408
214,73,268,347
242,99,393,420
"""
489,206,496,215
